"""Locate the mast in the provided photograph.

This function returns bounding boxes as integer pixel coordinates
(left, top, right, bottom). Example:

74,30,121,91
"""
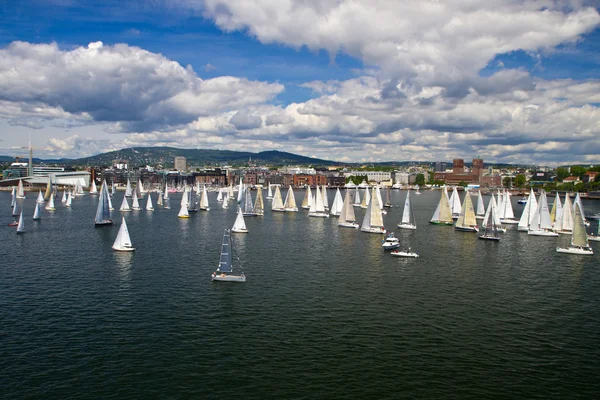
217,229,233,273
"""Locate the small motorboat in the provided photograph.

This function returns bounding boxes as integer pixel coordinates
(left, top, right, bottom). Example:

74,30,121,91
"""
517,197,528,204
381,233,400,250
391,248,419,258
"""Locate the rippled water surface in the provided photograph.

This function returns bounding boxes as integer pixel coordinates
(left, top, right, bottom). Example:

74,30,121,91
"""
1,190,600,399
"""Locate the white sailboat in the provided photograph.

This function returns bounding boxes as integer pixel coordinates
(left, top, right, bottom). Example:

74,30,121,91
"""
137,179,146,197
353,187,361,207
360,187,369,209
232,206,249,233
430,187,453,225
361,187,386,234
375,186,387,215
44,178,52,201
449,187,461,218
222,193,230,209
330,188,343,216
16,179,25,199
61,190,67,203
216,189,223,202
12,198,20,216
454,190,478,232
528,190,558,236
75,182,85,196
557,193,574,234
65,191,73,207
94,180,113,225
120,194,131,212
36,190,44,204
146,193,154,211
16,211,25,234
518,189,537,232
131,191,141,210
283,186,298,212
271,186,285,212
33,202,42,220
253,188,264,216
479,196,500,241
266,183,273,200
573,192,589,226
475,190,485,220
46,193,56,211
156,191,163,207
112,217,135,252
237,177,244,204
301,186,313,209
125,178,133,197
10,186,16,207
212,229,246,282
177,200,190,218
498,190,519,224
309,185,329,218
89,180,98,195
199,185,210,211
482,194,506,233
322,185,329,210
242,188,257,216
397,190,416,230
338,189,359,228
556,204,593,255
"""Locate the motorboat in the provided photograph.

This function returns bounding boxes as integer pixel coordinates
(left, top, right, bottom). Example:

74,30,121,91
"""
381,233,400,250
391,249,419,258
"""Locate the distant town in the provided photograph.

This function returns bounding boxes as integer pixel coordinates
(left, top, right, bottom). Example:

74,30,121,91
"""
1,147,599,197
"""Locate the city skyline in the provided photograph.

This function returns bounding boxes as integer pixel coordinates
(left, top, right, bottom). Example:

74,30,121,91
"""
1,1,600,165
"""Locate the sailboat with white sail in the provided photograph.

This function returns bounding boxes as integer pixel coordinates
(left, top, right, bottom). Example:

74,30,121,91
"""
475,190,485,219
145,193,154,211
360,187,370,209
44,177,52,200
237,177,244,204
212,229,246,282
157,191,163,207
33,202,42,220
556,193,574,234
498,190,519,224
301,186,313,210
16,211,25,234
283,186,298,212
131,191,141,210
125,178,133,197
89,180,98,195
518,189,537,232
271,186,285,212
353,187,361,207
178,200,190,218
112,217,135,252
61,190,67,203
528,190,558,236
94,180,113,225
449,187,461,219
10,186,16,207
454,190,479,232
361,187,386,234
222,193,230,209
12,198,20,216
482,194,506,233
36,190,44,204
16,179,25,199
322,185,329,210
338,189,359,228
65,191,73,207
479,196,500,241
430,187,453,225
397,190,416,230
309,185,329,218
573,192,590,226
163,183,170,209
330,188,343,216
556,204,593,255
46,193,56,211
199,185,210,211
232,206,248,233
242,188,257,217
254,188,264,216
266,183,273,200
120,194,131,212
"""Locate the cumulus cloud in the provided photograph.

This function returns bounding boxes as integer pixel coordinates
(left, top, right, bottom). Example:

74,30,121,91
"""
230,110,262,130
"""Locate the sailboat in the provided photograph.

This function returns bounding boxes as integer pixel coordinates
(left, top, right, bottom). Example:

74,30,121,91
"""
383,187,392,207
301,186,313,209
253,188,264,216
125,178,133,197
232,206,249,233
550,193,562,225
309,185,329,218
137,179,146,198
360,187,369,209
499,190,519,224
111,182,116,196
353,187,361,207
322,185,329,210
556,204,593,255
89,180,98,195
283,186,298,212
375,186,387,215
177,200,190,218
199,185,210,211
397,190,416,230
361,187,386,234
266,183,273,200
112,217,135,252
338,189,359,228
454,190,479,232
330,188,343,216
10,186,16,207
36,190,44,204
573,192,590,226
271,186,285,212
131,191,141,210
94,180,113,225
16,179,26,199
33,202,42,220
528,190,558,236
557,193,574,234
449,187,461,219
237,177,244,204
45,193,56,211
146,193,154,211
479,196,500,241
61,190,67,203
475,190,485,219
222,193,230,209
75,182,85,196
212,229,246,282
242,188,257,216
120,194,131,212
65,191,73,207
518,189,537,232
481,194,507,233
430,187,453,225
156,191,163,207
44,177,52,200
16,211,25,234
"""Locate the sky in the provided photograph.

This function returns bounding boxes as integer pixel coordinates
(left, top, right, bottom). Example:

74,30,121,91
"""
1,0,600,165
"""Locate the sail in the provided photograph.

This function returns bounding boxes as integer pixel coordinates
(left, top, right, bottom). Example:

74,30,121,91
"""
574,193,586,220
432,187,452,223
322,185,329,209
12,199,20,216
146,193,154,211
120,195,131,211
232,206,247,231
200,185,210,209
554,194,563,225
157,192,163,206
450,187,461,215
61,190,67,203
284,186,297,210
503,192,515,219
217,230,233,273
113,217,133,250
385,187,392,206
36,190,44,203
17,179,25,198
33,202,41,220
330,188,343,215
222,194,229,209
178,201,189,217
369,187,385,228
66,192,72,207
272,186,284,210
164,197,171,209
46,193,56,210
463,192,477,226
476,190,485,216
571,204,589,247
164,182,169,199
353,187,361,206
44,178,52,200
95,181,112,223
244,189,255,214
254,188,264,215
137,179,145,197
217,189,223,202
302,186,312,208
339,190,356,224
16,211,25,233
125,179,132,197
313,186,325,212
267,183,273,198
237,177,244,204
90,180,98,195
538,191,553,230
518,190,534,230
560,193,574,231
401,191,412,224
376,186,384,210
482,195,492,228
132,191,140,209
11,186,16,207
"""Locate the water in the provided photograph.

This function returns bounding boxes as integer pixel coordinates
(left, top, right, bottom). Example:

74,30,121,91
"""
1,189,600,399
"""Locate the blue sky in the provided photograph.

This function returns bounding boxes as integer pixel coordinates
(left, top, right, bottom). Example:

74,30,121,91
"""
1,1,599,164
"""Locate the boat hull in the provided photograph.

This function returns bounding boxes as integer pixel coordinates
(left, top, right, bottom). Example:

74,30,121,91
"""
479,235,500,241
391,250,419,258
231,228,248,233
112,246,135,252
338,222,359,229
382,243,400,250
500,219,519,225
588,235,600,242
528,230,559,237
361,227,386,234
429,220,453,225
556,246,593,255
284,208,298,212
455,225,479,232
95,220,114,226
308,212,329,218
397,223,416,230
212,273,246,282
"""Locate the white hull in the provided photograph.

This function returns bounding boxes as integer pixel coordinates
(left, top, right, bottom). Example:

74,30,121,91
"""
231,228,248,233
113,245,135,252
272,208,286,212
558,230,572,235
455,226,479,232
517,226,529,232
528,229,559,237
361,227,386,234
338,222,359,229
556,246,593,255
284,207,298,212
391,250,419,258
308,212,329,218
476,215,485,220
212,273,246,282
397,223,416,230
382,243,400,250
500,218,519,224
587,235,600,242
